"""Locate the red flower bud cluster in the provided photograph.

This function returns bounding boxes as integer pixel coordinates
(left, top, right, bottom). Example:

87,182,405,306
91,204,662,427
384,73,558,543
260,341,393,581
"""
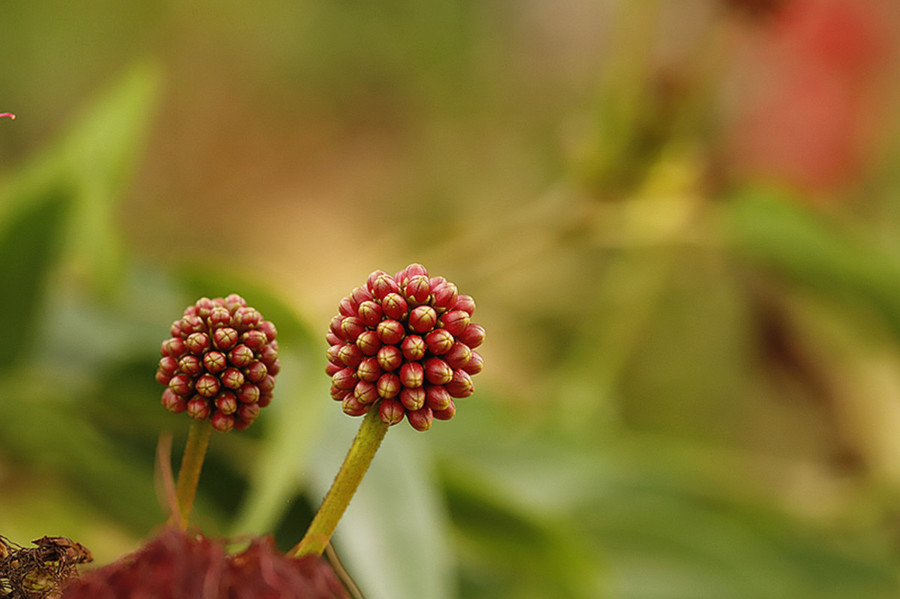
327,264,484,431
61,529,348,599
156,295,279,433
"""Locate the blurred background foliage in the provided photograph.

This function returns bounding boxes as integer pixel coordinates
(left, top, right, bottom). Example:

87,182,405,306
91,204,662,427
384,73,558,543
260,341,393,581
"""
3,0,900,597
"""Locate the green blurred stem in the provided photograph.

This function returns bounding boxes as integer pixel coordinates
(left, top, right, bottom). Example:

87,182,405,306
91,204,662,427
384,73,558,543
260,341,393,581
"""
175,418,213,530
291,407,390,558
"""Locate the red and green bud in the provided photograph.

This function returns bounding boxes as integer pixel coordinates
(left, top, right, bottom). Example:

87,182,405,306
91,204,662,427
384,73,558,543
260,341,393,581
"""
376,320,405,345
399,362,424,389
376,345,403,372
400,386,426,411
187,397,211,420
211,411,235,433
407,407,434,432
379,398,406,425
424,358,453,385
425,385,452,411
409,306,437,333
425,329,454,355
356,357,382,382
445,369,474,398
376,373,401,399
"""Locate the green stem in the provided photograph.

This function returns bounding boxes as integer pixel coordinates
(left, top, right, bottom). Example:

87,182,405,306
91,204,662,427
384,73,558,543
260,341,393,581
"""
174,418,213,530
291,407,390,558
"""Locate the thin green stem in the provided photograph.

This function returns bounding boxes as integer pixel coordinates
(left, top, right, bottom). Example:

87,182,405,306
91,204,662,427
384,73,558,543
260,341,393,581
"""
291,407,390,557
174,418,213,530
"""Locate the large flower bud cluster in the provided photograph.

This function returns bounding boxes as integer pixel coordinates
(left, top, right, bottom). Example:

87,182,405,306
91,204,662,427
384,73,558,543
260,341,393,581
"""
327,264,485,431
156,295,279,433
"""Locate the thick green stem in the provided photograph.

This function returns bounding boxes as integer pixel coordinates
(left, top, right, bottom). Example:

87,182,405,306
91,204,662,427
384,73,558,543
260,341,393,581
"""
291,407,390,557
174,418,213,530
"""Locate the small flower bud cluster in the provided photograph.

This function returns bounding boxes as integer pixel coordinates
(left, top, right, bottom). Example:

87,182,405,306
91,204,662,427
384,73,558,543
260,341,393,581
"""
156,295,279,432
327,264,484,431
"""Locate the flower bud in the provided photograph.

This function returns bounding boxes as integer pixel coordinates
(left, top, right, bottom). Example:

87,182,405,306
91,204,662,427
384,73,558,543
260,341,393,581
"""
401,335,426,361
376,345,403,372
258,374,276,394
400,386,426,411
381,293,408,320
178,355,203,377
159,356,179,377
463,351,483,375
161,338,186,358
367,269,390,291
208,306,231,328
169,374,193,396
445,369,474,398
237,402,260,424
242,330,268,351
454,295,476,316
195,374,221,397
187,397,211,420
407,407,434,432
229,344,254,367
433,400,456,421
221,368,246,390
245,360,268,383
215,392,238,415
438,310,470,337
340,317,366,342
458,323,485,348
203,351,228,373
399,362,424,389
326,362,342,376
162,389,187,413
338,343,363,368
371,273,399,300
376,373,401,399
376,320,405,345
355,330,381,355
259,320,278,343
425,385,452,411
445,342,472,369
332,368,357,391
186,332,211,355
432,281,458,311
379,398,405,425
338,296,356,317
425,329,454,355
357,300,383,326
342,395,369,417
237,383,260,404
232,307,262,330
210,411,234,433
353,380,379,404
213,327,239,351
404,275,431,305
356,357,382,382
424,358,453,385
409,305,437,333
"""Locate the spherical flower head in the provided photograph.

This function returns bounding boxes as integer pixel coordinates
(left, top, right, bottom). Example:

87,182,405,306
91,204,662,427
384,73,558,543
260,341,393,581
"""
327,264,484,431
156,295,280,431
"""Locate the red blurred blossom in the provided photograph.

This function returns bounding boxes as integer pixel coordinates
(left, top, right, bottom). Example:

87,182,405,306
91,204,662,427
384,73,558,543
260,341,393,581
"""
0,113,14,119
724,0,896,193
61,529,348,599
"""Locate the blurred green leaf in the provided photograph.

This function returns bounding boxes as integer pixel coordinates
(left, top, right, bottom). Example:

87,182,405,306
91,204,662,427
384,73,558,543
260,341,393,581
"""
0,62,161,293
726,188,900,338
0,187,70,368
